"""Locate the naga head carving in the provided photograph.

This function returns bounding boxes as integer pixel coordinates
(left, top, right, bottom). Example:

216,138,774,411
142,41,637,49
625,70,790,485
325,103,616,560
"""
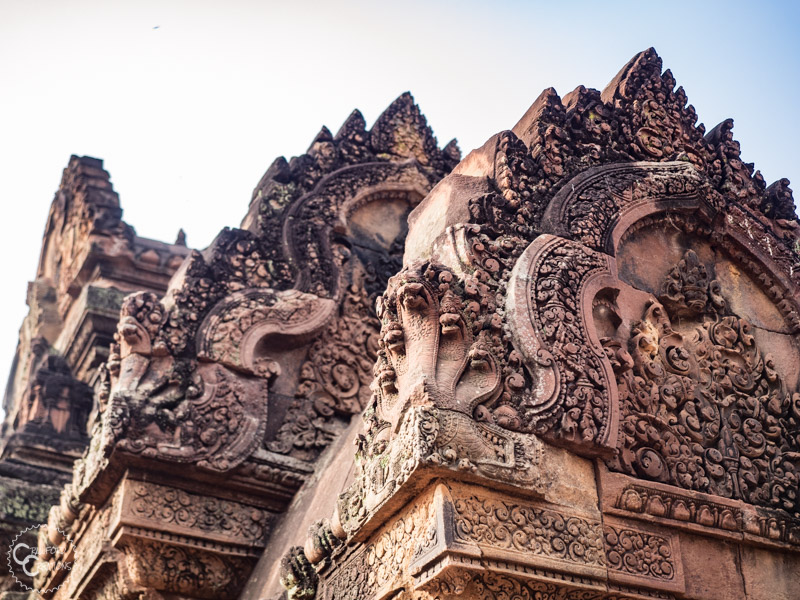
373,262,503,436
76,287,271,495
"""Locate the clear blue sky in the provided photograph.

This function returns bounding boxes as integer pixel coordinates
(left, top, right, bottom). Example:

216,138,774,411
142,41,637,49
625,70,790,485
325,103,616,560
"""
0,0,798,393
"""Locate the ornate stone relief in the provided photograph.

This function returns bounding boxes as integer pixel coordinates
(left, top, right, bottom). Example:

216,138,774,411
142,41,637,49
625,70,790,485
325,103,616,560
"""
292,48,799,600
418,570,677,600
125,480,271,545
122,538,251,600
38,156,135,318
34,94,459,600
267,284,380,457
67,94,458,496
601,518,682,595
321,492,436,600
606,248,800,518
450,494,606,569
455,49,800,449
540,161,710,253
14,48,799,600
319,483,623,600
506,235,617,453
196,288,336,376
74,290,270,479
13,353,92,442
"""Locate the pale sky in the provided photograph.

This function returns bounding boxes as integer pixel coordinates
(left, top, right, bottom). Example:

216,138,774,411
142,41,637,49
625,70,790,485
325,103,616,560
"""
1,0,798,394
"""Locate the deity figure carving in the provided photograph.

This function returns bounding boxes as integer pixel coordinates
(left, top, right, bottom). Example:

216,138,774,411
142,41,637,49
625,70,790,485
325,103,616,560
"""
607,249,800,518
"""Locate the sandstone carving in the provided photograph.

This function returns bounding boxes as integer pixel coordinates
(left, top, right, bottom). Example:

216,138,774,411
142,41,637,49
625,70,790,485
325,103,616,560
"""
1,48,798,600
607,249,800,518
14,94,460,600
294,48,799,600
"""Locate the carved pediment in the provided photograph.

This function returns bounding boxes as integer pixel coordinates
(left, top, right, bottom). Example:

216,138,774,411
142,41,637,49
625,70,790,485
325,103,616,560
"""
304,51,800,600
69,93,459,491
607,248,800,518
35,95,460,600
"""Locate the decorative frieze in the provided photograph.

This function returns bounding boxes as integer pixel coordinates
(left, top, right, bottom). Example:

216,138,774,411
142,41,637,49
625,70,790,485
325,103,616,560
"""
451,495,605,569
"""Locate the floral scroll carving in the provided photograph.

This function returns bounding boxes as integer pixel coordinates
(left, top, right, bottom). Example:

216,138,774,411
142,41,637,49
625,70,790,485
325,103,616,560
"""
451,495,605,568
128,481,270,544
321,498,435,600
541,161,708,254
506,235,618,453
603,526,675,581
607,249,800,519
196,287,336,377
123,538,251,600
267,285,380,457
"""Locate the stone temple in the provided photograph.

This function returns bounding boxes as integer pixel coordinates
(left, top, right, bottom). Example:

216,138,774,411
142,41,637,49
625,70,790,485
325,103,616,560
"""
0,48,798,600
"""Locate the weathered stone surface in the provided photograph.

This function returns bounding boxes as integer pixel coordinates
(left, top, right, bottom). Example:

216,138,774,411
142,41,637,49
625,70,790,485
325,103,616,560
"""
11,95,459,600
295,48,798,600
0,156,189,597
2,48,798,600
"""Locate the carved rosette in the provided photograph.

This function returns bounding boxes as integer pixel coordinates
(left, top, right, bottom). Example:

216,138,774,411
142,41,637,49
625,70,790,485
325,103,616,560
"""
602,519,683,595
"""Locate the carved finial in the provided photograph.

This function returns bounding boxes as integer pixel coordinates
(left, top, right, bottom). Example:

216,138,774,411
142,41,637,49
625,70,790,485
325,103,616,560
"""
763,178,797,222
370,91,438,166
308,125,333,148
279,546,318,600
443,138,462,165
334,109,367,140
600,47,662,106
175,228,187,246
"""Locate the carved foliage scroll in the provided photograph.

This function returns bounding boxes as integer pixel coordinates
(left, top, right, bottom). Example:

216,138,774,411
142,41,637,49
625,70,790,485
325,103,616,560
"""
451,495,605,568
196,288,336,377
607,249,800,519
541,161,707,254
123,538,251,600
603,526,675,582
127,481,271,544
506,235,617,452
267,285,380,457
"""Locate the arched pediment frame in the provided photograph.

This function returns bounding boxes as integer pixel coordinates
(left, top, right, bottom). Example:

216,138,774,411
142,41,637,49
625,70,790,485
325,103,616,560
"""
507,161,800,468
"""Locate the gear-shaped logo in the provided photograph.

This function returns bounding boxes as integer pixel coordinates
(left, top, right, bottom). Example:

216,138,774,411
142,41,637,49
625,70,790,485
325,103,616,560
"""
6,523,75,594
